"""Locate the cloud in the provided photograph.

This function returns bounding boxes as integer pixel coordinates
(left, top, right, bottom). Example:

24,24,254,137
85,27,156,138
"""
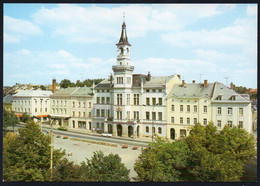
31,4,232,44
4,15,42,43
247,5,257,16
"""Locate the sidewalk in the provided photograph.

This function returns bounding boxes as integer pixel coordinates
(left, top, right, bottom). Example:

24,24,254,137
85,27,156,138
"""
39,123,152,144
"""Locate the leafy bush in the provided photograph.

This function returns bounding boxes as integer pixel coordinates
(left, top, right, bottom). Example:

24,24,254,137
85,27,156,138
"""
56,135,61,138
63,136,68,139
122,145,128,149
58,126,67,131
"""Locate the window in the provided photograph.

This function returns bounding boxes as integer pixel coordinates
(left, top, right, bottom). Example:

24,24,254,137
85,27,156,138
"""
102,89,105,93
127,111,130,119
171,105,175,111
158,112,162,120
35,108,37,112
194,105,197,113
204,106,207,113
180,105,183,112
146,98,150,105
89,112,91,118
152,89,156,92
228,107,232,115
217,120,221,128
187,118,190,124
83,102,86,108
127,94,130,105
230,96,236,100
79,112,81,117
101,97,105,104
152,112,156,120
35,100,37,104
171,117,174,123
96,109,100,117
134,111,139,120
228,121,232,128
64,109,66,115
45,108,47,112
106,97,110,104
97,97,100,104
180,117,183,124
203,118,207,125
117,77,123,84
117,111,122,120
65,101,67,106
239,108,243,115
78,102,81,108
217,107,221,115
216,95,222,100
101,109,105,117
146,126,149,133
134,94,139,105
146,112,150,120
158,98,162,105
73,102,75,107
117,94,122,105
238,121,243,129
73,121,75,128
152,127,155,133
97,122,100,128
194,118,197,124
152,98,156,105
97,90,100,93
158,127,162,134
146,89,150,92
73,111,75,117
88,102,91,108
60,101,62,105
187,105,190,112
159,89,162,92
57,100,58,105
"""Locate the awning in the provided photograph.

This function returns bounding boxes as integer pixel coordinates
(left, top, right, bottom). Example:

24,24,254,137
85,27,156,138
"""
36,115,49,118
15,114,22,117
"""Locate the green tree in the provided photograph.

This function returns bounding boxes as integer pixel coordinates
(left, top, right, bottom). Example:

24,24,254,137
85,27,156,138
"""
80,151,130,182
40,85,46,90
60,79,72,88
233,86,248,94
134,138,190,182
21,112,31,123
250,93,257,100
3,110,19,133
3,121,65,181
52,158,84,181
185,122,256,182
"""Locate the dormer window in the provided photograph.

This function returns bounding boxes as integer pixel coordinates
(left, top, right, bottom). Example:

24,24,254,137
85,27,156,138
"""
230,95,236,101
216,95,223,100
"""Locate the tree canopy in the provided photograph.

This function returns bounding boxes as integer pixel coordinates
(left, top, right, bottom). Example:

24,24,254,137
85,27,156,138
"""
3,110,19,133
60,78,104,88
80,150,130,182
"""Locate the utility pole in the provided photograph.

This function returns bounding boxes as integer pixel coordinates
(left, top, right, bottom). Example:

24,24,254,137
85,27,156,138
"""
50,119,53,181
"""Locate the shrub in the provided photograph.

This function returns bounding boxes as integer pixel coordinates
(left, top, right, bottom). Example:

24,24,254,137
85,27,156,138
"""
58,126,67,131
56,135,61,138
132,146,138,150
63,136,68,139
122,145,128,149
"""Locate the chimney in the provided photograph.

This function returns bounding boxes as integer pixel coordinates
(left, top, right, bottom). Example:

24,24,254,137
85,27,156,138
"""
147,71,151,81
177,74,181,79
204,80,208,87
182,80,185,87
52,78,56,93
192,80,195,83
230,82,234,89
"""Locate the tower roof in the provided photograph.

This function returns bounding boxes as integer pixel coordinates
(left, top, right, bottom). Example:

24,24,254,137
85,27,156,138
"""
116,21,131,46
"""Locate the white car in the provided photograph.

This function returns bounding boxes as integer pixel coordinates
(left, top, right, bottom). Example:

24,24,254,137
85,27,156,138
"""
101,133,112,137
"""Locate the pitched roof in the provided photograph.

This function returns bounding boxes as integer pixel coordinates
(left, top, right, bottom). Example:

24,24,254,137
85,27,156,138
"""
12,90,53,97
168,81,250,103
50,87,93,97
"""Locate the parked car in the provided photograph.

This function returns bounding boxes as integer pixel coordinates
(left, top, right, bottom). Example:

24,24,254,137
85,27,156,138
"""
101,133,112,137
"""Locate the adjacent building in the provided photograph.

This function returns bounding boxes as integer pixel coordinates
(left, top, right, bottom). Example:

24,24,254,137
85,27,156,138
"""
3,94,13,112
49,87,94,129
12,90,53,122
166,80,252,140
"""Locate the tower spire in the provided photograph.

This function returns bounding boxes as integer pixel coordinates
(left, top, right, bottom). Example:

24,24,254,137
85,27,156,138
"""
117,13,131,46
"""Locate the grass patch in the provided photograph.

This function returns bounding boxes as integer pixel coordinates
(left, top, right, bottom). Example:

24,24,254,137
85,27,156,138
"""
70,137,118,147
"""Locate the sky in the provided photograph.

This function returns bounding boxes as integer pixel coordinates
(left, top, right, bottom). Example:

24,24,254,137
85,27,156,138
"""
3,3,257,88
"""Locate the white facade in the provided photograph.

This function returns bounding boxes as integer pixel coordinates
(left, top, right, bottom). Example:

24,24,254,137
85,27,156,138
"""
50,87,94,130
12,90,52,122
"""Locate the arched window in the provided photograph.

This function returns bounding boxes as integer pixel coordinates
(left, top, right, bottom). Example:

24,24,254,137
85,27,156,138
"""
146,126,149,133
120,47,123,54
97,122,99,129
158,127,162,134
127,48,129,53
